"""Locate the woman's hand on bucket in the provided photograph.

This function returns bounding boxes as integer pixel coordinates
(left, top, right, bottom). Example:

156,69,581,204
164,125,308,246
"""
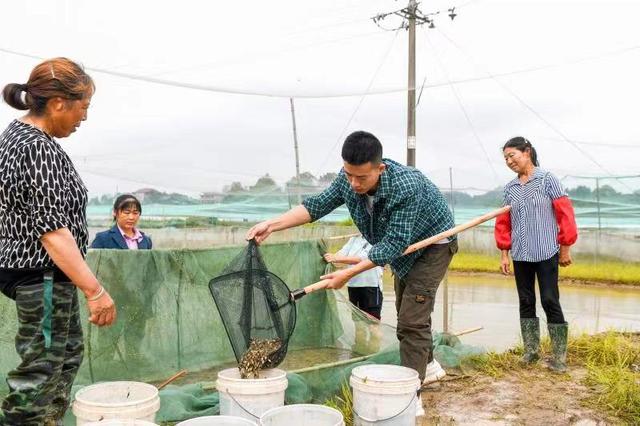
87,288,117,326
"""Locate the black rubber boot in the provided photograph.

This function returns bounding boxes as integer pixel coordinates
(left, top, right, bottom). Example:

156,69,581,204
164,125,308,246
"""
547,322,569,373
520,317,540,363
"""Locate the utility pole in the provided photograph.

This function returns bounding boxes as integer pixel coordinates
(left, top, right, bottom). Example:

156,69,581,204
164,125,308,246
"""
373,2,456,167
407,0,417,167
289,98,302,204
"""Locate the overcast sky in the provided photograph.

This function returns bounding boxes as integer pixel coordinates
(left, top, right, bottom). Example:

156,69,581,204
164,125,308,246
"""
1,0,639,196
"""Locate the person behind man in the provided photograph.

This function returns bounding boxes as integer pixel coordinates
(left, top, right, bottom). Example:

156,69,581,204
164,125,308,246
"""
324,235,384,319
90,194,152,365
247,131,457,415
0,57,116,425
495,136,577,372
91,194,152,250
324,235,384,352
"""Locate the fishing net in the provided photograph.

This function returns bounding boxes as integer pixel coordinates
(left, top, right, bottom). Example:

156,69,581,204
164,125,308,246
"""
208,240,296,370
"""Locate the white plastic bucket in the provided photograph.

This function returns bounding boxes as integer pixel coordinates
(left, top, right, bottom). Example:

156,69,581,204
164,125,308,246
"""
350,364,420,425
85,421,158,425
259,404,344,426
216,368,288,422
72,381,161,425
177,415,257,425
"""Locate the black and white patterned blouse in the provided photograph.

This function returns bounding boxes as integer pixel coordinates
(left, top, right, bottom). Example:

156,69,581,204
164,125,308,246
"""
0,119,88,269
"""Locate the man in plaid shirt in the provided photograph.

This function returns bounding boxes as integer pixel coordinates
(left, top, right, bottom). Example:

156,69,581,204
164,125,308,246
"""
247,131,457,392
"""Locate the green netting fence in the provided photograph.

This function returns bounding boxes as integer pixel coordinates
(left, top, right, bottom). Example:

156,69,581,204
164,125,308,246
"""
0,240,483,424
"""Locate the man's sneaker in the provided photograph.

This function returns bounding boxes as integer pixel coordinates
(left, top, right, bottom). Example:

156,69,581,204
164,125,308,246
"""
423,359,446,384
415,395,425,417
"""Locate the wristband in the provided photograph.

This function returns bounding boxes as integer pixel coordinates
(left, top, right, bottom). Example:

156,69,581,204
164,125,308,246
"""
87,285,105,302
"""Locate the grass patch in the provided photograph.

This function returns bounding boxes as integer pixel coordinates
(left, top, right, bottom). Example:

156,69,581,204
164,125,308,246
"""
463,349,523,378
585,364,640,422
450,252,640,285
324,381,353,426
572,332,640,424
463,331,640,424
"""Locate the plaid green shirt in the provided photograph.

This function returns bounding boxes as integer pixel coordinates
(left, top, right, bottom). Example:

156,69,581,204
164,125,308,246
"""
303,158,454,278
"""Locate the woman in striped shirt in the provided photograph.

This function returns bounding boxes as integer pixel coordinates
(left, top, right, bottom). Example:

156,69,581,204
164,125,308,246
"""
494,137,577,372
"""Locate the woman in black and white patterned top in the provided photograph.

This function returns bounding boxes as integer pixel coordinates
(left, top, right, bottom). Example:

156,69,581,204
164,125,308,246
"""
0,58,116,425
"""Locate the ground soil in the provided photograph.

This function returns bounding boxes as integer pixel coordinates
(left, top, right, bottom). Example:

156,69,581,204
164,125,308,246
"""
417,365,619,426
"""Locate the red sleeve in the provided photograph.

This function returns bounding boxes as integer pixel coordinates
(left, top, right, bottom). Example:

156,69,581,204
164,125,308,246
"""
552,196,578,246
494,211,512,250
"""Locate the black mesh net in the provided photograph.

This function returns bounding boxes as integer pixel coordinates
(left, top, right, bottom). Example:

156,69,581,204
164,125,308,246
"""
208,240,296,369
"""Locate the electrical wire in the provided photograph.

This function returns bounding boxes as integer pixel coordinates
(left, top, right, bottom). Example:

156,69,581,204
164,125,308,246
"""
315,29,401,173
144,30,390,78
2,43,638,98
434,28,621,179
423,28,500,182
537,136,640,149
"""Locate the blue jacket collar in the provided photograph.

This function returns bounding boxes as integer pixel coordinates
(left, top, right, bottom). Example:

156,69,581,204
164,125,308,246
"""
109,225,129,249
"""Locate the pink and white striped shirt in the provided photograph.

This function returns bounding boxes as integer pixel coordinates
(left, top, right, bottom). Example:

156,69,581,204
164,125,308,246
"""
118,226,144,250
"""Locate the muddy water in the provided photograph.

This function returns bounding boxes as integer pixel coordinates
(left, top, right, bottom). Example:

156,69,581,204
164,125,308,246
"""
381,273,640,351
163,276,640,387
163,347,356,387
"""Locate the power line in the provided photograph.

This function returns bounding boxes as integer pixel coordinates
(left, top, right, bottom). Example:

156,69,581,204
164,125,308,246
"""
434,28,619,178
1,43,638,99
372,0,463,166
423,28,500,182
561,174,640,180
372,1,459,32
144,30,390,78
537,136,640,149
315,29,401,173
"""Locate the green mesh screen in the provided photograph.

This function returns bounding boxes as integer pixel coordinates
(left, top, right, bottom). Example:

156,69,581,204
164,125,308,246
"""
209,240,297,369
0,239,482,424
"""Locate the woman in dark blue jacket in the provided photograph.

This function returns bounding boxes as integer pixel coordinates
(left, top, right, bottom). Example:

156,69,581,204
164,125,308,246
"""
91,194,152,249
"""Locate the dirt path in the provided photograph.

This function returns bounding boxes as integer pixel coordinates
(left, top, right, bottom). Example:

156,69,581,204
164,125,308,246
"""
417,366,616,425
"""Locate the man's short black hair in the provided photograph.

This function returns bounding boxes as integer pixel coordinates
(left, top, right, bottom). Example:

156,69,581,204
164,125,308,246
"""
341,131,383,165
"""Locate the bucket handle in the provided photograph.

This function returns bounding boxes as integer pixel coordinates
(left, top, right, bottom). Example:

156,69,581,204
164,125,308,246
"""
353,391,417,423
222,387,260,419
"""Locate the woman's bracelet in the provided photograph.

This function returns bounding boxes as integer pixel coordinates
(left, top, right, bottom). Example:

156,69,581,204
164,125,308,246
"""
87,285,105,302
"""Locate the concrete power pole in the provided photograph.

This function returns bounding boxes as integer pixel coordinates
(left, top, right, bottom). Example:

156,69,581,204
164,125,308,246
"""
407,0,417,167
289,98,302,204
373,0,451,167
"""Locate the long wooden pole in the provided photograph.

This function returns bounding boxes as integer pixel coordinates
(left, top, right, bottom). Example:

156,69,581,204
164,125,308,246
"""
294,205,511,299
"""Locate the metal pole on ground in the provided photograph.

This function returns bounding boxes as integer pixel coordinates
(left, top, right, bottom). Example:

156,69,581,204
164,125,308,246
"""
449,167,455,222
443,272,449,333
443,167,453,334
595,177,601,263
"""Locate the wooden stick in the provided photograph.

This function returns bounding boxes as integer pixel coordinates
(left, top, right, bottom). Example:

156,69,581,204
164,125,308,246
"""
296,206,511,299
404,206,510,255
157,369,188,390
323,233,361,241
452,326,483,337
291,278,333,300
289,353,377,374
